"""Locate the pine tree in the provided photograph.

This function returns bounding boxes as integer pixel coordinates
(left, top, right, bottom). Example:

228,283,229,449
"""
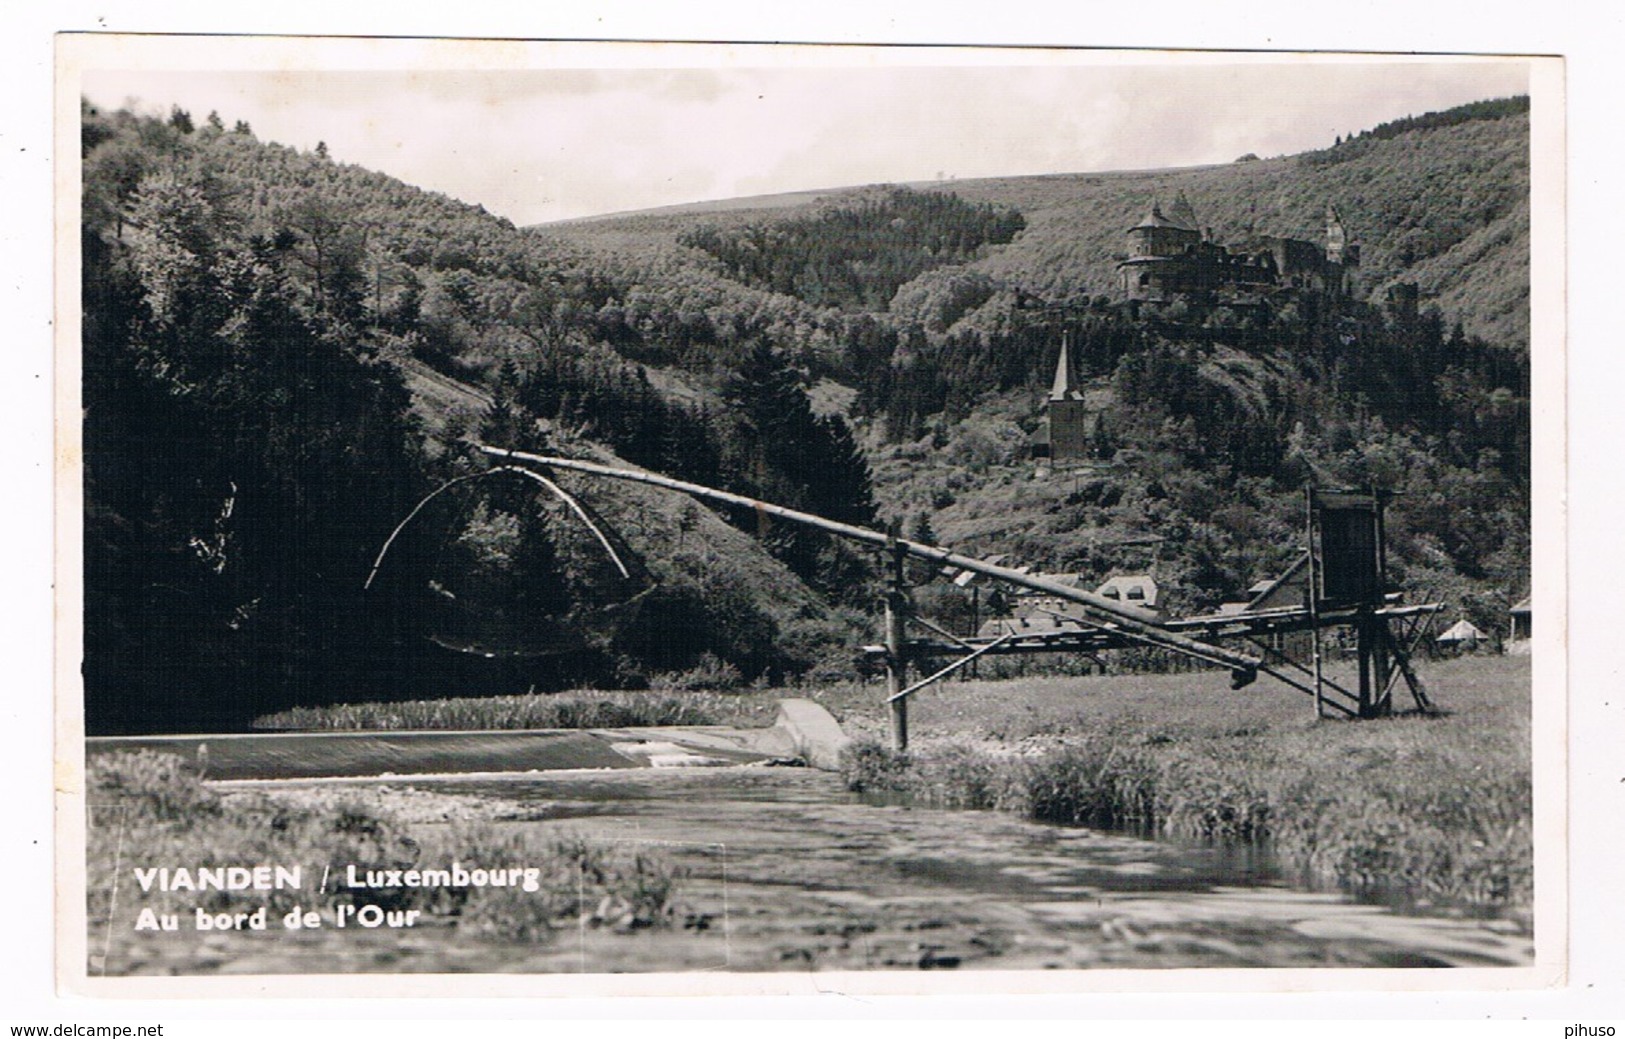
721,340,877,590
479,358,533,448
910,512,939,546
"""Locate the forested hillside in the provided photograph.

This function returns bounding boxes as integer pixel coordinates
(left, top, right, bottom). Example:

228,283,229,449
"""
539,96,1530,637
79,102,874,732
79,95,1532,731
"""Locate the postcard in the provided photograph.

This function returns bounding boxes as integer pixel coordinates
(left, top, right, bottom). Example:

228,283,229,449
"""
55,34,1565,997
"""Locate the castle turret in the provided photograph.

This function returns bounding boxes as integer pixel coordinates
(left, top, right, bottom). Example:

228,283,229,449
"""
1120,196,1204,299
1125,199,1201,260
1325,203,1348,264
1165,192,1200,234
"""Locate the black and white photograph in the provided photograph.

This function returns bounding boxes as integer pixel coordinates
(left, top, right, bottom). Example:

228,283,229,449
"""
56,35,1563,994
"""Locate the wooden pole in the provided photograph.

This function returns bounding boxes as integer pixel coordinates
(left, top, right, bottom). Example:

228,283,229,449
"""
1372,495,1392,716
970,586,981,679
885,540,909,752
1372,617,1392,715
1305,488,1325,720
1356,614,1376,718
476,446,1262,678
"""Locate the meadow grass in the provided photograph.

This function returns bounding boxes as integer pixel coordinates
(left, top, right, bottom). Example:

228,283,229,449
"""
836,655,1532,918
86,750,687,941
253,689,751,731
244,656,1531,918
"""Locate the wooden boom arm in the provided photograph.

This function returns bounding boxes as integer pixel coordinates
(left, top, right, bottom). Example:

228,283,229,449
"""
476,445,1262,683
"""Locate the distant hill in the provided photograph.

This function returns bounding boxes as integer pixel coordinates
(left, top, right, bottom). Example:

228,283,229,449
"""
533,95,1530,635
542,100,1529,352
78,94,1534,728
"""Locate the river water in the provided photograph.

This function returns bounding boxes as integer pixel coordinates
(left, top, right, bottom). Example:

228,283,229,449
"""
87,764,1533,977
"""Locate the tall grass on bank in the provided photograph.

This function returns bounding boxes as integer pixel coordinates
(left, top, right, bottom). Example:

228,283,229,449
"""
87,751,686,942
841,725,1531,915
252,690,745,731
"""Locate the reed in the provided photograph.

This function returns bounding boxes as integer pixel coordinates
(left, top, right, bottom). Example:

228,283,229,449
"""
838,658,1532,915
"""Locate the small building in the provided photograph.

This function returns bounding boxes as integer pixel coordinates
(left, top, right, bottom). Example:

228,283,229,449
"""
992,571,1161,631
1241,552,1311,612
1095,574,1160,610
1437,618,1488,652
1509,596,1532,643
1220,553,1313,656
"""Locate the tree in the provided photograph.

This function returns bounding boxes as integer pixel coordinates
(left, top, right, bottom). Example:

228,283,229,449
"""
280,195,368,328
83,134,155,238
721,340,876,593
1090,412,1118,461
84,157,423,732
479,358,539,450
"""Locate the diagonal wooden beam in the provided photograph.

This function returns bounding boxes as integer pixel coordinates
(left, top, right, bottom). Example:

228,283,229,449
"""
907,613,975,650
889,633,1015,703
478,445,1263,680
1257,663,1357,716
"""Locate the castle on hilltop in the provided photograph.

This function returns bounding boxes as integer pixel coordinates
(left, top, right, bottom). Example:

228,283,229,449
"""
1033,195,1361,464
1116,193,1358,304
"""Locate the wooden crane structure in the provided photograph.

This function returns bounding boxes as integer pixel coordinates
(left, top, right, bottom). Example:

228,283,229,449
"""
462,446,1440,749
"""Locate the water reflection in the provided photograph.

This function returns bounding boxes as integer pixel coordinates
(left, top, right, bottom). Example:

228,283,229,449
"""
420,765,1530,970
98,765,1529,975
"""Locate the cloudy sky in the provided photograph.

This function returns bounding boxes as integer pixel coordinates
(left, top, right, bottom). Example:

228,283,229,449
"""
80,45,1530,226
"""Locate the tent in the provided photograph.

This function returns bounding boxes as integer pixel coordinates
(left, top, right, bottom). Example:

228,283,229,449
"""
1436,618,1488,648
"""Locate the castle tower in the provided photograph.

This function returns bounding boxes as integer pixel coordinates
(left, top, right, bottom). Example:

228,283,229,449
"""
1125,199,1201,259
1120,197,1203,299
1325,203,1347,264
1165,192,1200,234
1324,203,1359,295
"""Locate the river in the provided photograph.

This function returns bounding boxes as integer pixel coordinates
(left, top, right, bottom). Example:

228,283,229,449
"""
95,764,1533,976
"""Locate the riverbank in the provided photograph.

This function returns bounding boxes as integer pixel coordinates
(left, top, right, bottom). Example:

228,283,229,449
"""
88,763,1534,973
246,656,1531,920
85,750,692,975
833,656,1531,920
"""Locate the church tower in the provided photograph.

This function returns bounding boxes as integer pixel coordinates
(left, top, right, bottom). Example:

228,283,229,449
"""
1046,331,1092,462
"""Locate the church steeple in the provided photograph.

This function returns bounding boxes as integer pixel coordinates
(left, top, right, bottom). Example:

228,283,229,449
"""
1038,329,1091,462
1050,330,1082,401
